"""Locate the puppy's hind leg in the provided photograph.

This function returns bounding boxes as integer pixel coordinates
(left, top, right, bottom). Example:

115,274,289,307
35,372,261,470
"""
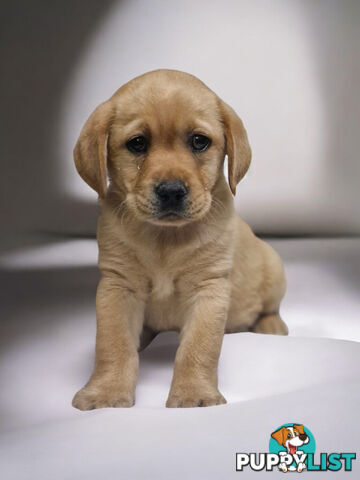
251,242,288,336
250,313,288,335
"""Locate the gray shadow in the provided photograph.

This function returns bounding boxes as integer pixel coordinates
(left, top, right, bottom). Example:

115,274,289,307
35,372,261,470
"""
0,265,99,354
0,0,116,252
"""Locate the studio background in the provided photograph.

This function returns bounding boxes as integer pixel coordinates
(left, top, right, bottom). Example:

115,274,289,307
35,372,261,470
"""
1,1,359,479
1,0,360,247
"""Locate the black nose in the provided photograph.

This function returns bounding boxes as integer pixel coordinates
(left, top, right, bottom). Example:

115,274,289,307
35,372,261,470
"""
155,180,188,210
299,434,307,441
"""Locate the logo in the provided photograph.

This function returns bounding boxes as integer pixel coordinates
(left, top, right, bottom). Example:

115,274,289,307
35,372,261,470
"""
269,423,315,472
236,423,356,473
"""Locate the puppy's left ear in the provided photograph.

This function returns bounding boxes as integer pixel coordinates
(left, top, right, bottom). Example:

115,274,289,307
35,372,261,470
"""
219,100,251,196
73,100,114,198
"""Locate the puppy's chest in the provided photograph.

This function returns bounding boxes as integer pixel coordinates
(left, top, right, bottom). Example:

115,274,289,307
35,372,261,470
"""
145,264,182,331
137,247,183,301
150,269,176,300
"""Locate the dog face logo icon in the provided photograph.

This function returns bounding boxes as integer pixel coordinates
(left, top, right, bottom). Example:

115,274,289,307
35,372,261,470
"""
269,423,315,472
272,424,309,455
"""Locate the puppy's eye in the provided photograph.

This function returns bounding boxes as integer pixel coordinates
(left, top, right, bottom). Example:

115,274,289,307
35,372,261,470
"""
190,134,211,152
288,433,292,439
126,136,148,154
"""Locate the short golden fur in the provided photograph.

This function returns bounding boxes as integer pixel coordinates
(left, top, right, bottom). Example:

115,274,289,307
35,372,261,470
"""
72,70,287,410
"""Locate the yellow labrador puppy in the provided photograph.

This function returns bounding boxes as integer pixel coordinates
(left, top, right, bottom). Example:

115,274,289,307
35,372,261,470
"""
72,69,287,410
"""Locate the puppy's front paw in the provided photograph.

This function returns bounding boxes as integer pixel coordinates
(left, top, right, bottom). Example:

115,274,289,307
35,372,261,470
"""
166,386,226,408
72,385,135,410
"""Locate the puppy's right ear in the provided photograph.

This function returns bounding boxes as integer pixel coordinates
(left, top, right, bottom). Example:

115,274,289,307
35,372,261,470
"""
271,427,286,446
73,101,114,198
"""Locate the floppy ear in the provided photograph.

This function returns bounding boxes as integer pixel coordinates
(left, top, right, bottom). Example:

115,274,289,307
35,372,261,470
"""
271,427,286,446
293,424,305,435
219,100,251,195
73,101,114,198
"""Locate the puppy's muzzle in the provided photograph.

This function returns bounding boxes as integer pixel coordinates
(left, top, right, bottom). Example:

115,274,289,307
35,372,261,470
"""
154,179,188,218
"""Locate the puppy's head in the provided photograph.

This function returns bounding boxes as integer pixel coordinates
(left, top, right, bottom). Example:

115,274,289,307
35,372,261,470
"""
74,70,251,226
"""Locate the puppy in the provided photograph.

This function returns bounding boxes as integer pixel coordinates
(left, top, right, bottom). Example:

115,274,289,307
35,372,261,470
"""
72,69,287,410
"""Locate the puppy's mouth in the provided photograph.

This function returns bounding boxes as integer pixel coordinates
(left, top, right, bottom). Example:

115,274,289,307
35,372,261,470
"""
127,190,212,227
157,211,186,220
130,197,191,226
152,209,191,227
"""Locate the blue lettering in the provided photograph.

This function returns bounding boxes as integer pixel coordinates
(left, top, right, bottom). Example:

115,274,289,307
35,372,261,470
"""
307,453,320,471
320,453,328,471
328,454,342,471
342,453,356,471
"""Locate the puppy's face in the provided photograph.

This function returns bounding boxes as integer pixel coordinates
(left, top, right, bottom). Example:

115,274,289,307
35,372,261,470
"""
109,82,225,226
74,70,251,226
